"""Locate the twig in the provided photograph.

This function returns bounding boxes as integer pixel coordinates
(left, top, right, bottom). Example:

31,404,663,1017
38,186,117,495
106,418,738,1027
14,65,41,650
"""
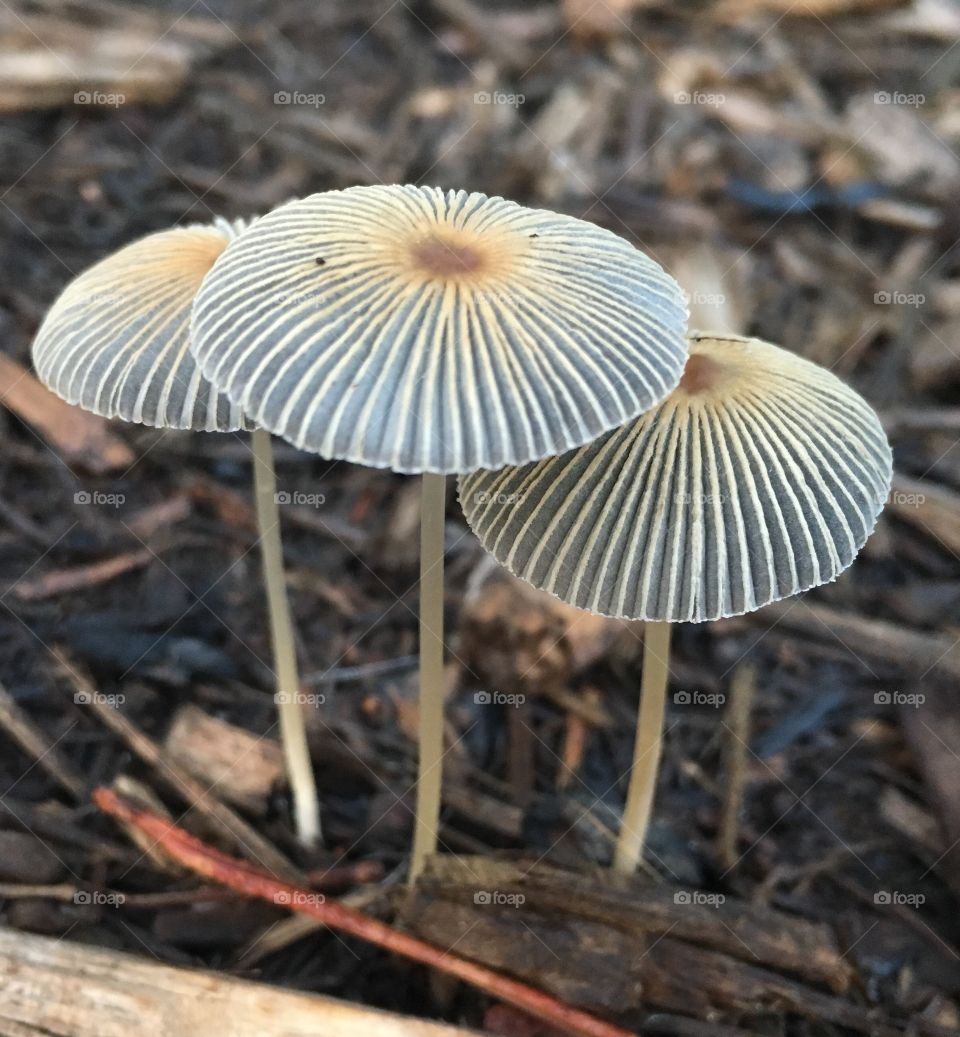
302,655,418,686
0,882,79,900
11,549,154,601
93,788,638,1037
717,665,756,872
0,679,85,799
557,689,599,790
881,406,960,433
55,655,304,883
751,602,960,681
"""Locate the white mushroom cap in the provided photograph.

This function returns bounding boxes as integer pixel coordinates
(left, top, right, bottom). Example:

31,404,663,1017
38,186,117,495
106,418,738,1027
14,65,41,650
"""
459,333,893,623
189,185,689,474
32,218,250,432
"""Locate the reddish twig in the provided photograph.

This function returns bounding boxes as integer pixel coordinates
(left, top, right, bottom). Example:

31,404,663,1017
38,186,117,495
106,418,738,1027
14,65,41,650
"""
94,788,635,1037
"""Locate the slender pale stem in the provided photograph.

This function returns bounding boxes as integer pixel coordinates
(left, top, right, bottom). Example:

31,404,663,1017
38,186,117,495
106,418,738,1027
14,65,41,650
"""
251,427,320,847
614,621,672,873
409,473,446,882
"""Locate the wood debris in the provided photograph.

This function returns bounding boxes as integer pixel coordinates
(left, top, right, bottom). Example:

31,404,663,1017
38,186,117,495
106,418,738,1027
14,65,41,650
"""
0,0,959,1029
164,704,285,816
0,3,235,112
0,353,133,473
0,929,478,1037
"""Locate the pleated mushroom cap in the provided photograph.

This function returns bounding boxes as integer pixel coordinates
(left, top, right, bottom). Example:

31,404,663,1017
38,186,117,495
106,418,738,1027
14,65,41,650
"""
459,333,893,622
189,185,689,474
32,218,249,432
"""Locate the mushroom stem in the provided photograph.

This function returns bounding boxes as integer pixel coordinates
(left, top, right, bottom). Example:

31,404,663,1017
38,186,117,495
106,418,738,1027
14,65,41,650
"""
251,427,321,847
614,621,672,872
410,473,446,882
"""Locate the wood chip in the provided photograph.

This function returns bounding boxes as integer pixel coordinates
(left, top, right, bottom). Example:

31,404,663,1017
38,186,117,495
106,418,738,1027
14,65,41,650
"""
561,0,653,42
889,473,960,558
0,6,235,113
460,563,631,700
164,705,285,816
409,855,857,1005
0,353,134,473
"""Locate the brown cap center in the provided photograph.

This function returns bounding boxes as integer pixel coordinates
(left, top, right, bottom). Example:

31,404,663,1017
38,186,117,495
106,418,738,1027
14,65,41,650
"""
679,353,723,395
410,234,484,277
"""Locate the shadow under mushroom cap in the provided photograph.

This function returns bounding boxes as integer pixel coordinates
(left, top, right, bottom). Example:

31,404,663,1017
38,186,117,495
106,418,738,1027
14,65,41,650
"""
188,184,689,474
458,332,894,623
32,218,249,433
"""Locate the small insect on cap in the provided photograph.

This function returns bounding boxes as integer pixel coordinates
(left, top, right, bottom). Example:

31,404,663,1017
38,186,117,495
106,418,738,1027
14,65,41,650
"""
188,185,689,474
32,218,249,432
459,333,893,622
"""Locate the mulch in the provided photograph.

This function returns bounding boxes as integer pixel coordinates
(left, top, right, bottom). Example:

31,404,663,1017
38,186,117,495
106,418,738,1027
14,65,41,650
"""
1,0,959,1033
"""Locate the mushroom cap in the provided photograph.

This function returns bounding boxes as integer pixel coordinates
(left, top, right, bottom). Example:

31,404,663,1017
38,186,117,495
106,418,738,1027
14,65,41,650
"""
189,185,689,474
32,218,249,432
458,332,893,623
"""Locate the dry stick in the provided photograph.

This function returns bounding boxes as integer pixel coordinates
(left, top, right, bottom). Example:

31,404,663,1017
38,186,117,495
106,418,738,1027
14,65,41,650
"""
754,601,960,680
717,665,756,872
93,788,635,1037
57,656,303,882
251,427,320,847
410,473,446,882
0,926,474,1037
10,549,154,602
0,680,85,800
614,621,671,873
0,882,79,901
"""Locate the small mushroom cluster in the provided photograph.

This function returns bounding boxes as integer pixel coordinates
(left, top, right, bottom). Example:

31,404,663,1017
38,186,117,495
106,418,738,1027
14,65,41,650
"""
33,185,892,878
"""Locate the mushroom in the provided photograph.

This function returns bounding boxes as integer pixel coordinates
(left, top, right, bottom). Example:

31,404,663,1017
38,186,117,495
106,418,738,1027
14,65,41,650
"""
31,218,322,846
459,331,893,872
188,184,690,877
